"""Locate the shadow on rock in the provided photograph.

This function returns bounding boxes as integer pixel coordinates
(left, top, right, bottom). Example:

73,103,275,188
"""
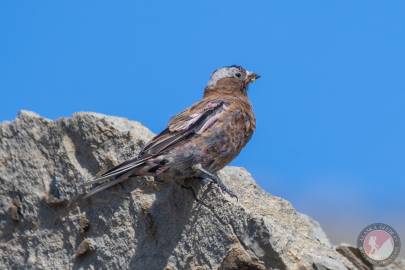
129,178,201,269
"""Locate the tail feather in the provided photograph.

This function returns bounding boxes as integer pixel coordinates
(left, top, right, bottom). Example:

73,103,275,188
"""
78,157,152,200
80,162,143,187
81,175,130,200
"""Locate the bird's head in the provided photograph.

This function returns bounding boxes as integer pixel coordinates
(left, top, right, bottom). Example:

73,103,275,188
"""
205,65,260,97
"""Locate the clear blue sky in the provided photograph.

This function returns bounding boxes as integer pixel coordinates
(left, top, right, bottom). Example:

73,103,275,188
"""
1,1,404,249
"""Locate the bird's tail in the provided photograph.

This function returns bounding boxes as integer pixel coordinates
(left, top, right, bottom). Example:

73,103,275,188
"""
80,173,131,200
78,156,154,200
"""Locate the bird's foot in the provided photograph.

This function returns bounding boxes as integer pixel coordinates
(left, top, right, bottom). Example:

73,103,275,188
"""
192,164,238,201
210,178,238,202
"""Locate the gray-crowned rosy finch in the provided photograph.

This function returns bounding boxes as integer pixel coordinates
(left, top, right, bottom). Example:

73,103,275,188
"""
81,65,260,199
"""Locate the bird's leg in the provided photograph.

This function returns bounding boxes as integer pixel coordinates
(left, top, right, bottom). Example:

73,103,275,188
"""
192,164,238,200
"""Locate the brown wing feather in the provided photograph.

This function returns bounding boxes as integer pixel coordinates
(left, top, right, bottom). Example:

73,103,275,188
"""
139,99,225,157
98,99,226,179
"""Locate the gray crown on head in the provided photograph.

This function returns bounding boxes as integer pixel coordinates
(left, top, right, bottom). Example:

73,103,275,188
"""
207,65,250,87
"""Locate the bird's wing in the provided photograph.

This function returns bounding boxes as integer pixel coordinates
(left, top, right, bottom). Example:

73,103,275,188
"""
139,98,227,156
84,99,227,186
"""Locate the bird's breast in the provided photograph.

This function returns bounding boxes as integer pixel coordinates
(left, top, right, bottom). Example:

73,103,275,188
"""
198,102,255,171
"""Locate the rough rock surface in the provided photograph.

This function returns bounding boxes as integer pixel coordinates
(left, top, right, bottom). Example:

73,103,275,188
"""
0,111,402,269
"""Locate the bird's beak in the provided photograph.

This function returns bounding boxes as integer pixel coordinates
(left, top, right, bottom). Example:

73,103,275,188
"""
245,71,261,83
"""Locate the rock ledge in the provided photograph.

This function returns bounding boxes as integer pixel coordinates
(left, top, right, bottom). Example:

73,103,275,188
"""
0,111,401,269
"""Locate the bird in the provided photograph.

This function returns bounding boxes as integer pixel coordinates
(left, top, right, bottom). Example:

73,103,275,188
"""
80,65,260,200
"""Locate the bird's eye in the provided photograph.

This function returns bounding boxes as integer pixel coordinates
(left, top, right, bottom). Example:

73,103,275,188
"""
235,73,241,78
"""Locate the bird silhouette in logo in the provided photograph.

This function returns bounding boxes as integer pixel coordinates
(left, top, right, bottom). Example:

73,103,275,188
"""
80,65,260,200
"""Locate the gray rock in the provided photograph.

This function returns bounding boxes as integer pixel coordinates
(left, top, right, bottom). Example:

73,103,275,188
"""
336,244,405,270
378,260,405,270
0,111,378,269
336,244,373,270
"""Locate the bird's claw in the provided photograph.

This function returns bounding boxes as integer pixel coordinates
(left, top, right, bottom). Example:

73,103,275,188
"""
192,163,238,202
213,181,238,202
